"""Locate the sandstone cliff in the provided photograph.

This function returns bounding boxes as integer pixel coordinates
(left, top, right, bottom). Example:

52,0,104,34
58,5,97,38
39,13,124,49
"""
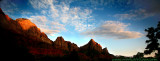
0,8,113,61
80,39,103,53
0,8,52,44
54,36,79,51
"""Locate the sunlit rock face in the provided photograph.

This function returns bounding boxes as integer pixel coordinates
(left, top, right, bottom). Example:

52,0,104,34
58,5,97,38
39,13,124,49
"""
0,8,52,44
80,39,103,54
16,18,36,30
16,18,53,44
54,36,79,51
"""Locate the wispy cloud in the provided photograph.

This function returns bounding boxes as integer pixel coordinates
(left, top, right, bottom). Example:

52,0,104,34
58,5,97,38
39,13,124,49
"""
21,11,32,15
29,0,53,9
0,0,19,19
134,0,160,14
51,22,66,31
0,0,17,13
114,9,155,20
28,15,65,35
29,0,94,33
40,28,60,34
76,0,134,10
82,21,142,39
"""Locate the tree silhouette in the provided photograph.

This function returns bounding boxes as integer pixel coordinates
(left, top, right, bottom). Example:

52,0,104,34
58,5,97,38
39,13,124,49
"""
133,52,144,58
144,21,160,58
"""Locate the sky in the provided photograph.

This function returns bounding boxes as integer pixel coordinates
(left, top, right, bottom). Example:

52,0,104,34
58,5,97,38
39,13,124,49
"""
0,0,160,57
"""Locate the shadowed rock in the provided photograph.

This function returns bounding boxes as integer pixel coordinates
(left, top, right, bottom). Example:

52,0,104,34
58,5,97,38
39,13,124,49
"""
80,39,103,53
102,48,109,55
54,36,79,51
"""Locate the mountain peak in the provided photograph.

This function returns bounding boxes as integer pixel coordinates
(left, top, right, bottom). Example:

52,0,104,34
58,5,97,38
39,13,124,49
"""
54,36,79,51
80,39,103,53
55,36,65,42
89,39,95,43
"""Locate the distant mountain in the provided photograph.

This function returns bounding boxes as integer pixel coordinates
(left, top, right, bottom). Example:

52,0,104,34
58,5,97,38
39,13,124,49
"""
0,8,114,61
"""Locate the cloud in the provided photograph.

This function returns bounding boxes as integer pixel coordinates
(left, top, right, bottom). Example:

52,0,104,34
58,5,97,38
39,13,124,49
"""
29,16,48,24
134,0,160,14
113,0,160,21
29,0,94,32
82,21,142,39
51,22,66,31
40,28,60,34
68,7,93,31
21,11,32,15
0,0,19,18
28,15,65,35
29,0,53,9
114,14,136,20
75,0,134,10
114,9,154,20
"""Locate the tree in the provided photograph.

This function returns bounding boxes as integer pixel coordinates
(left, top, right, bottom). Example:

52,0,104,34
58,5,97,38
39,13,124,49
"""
144,21,160,58
133,52,144,58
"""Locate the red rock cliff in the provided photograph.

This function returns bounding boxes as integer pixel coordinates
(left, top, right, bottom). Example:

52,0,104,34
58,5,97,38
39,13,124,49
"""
0,8,52,44
80,39,103,53
54,36,79,51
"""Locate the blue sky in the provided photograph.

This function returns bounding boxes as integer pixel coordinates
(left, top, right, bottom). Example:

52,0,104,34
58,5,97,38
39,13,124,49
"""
0,0,160,57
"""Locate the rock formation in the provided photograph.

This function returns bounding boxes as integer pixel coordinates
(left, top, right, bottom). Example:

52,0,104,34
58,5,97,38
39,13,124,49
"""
0,8,113,61
80,39,103,53
0,8,52,44
102,48,109,55
54,36,79,51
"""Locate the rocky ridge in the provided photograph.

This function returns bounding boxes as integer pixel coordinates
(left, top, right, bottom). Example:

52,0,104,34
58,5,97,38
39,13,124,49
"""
53,36,79,51
80,39,103,53
0,8,113,61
